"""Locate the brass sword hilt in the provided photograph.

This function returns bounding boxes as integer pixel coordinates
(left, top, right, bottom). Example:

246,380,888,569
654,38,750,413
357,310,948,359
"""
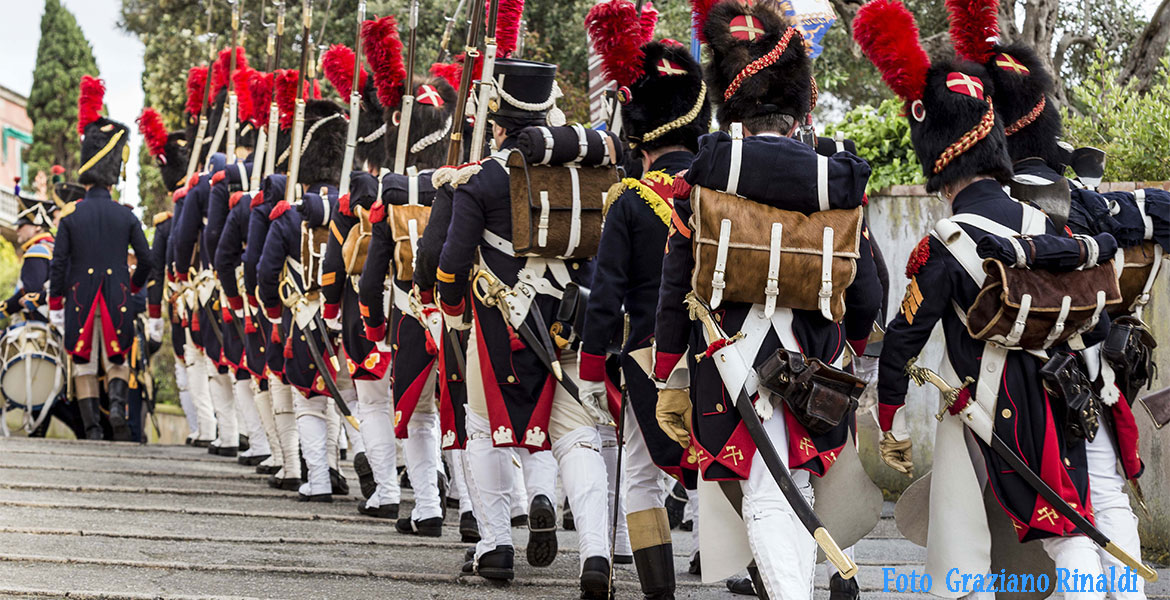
904,357,975,421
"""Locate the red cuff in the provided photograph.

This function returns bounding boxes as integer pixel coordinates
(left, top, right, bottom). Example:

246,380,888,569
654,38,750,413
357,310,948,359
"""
848,338,867,357
226,295,244,310
211,170,226,184
878,404,900,432
365,323,386,342
441,299,465,317
579,352,607,382
418,289,434,305
49,296,64,311
166,271,175,283
323,303,340,320
653,351,683,381
265,304,282,320
222,307,233,322
245,315,257,334
175,272,188,282
148,304,161,318
247,294,259,308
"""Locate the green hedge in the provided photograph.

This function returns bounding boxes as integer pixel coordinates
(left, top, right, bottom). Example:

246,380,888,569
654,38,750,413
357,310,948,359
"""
823,99,924,194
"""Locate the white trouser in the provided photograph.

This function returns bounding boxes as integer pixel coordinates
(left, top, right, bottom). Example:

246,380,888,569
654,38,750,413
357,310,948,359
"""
235,378,269,456
465,410,516,556
554,425,612,568
404,381,442,520
601,424,632,556
622,402,667,514
355,375,400,507
445,449,475,514
511,451,529,519
1087,425,1143,600
208,370,238,447
337,374,364,455
686,487,699,559
175,361,198,437
1041,536,1106,600
269,375,300,479
520,448,557,505
325,398,341,471
295,392,331,495
741,410,816,600
252,385,282,466
183,341,216,442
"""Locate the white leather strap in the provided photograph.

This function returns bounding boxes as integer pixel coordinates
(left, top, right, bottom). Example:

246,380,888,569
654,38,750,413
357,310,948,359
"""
933,218,987,286
819,227,834,320
817,154,830,211
565,167,582,257
407,168,420,206
950,213,1020,238
1136,189,1154,240
1020,203,1046,235
1131,246,1165,318
537,190,551,248
482,229,514,254
572,124,589,163
1079,234,1099,268
834,131,845,154
1007,236,1027,268
1042,296,1072,349
1004,294,1031,347
764,223,782,318
538,127,555,165
236,163,250,192
407,219,420,271
726,123,743,196
711,218,732,309
1075,290,1107,336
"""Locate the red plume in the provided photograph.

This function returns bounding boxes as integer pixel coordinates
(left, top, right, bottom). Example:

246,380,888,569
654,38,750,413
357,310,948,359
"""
186,66,208,115
233,67,256,127
586,0,647,87
275,69,300,130
249,71,274,127
852,0,930,102
322,44,368,98
430,62,463,90
691,0,721,43
361,16,407,108
211,47,248,98
77,75,105,135
947,0,999,63
489,0,526,58
639,2,659,45
137,108,169,158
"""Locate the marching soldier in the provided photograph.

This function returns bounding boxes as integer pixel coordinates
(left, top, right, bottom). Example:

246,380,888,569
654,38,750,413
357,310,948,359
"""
654,1,881,597
435,58,615,595
947,4,1152,596
855,0,1125,595
580,2,709,598
49,76,154,441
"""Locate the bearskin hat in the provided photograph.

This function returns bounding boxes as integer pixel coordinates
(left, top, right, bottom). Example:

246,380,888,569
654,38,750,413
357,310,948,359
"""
854,0,1011,193
586,1,709,154
77,76,129,187
699,0,811,127
297,99,348,186
947,0,1066,169
384,75,458,170
322,43,388,170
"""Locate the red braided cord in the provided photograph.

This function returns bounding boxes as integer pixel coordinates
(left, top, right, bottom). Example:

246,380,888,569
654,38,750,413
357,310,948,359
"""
1005,96,1045,136
932,99,996,175
723,28,798,102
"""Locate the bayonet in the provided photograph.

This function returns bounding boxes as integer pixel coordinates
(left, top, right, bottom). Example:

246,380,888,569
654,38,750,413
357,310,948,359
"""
393,0,420,174
251,1,276,190
225,0,243,163
437,0,467,63
264,1,287,178
468,0,502,162
445,0,487,165
284,0,314,205
337,0,367,197
187,3,217,180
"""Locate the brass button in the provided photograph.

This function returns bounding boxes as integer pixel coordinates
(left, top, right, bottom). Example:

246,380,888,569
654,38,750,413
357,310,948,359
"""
87,268,94,274
393,344,399,351
259,347,265,353
451,375,457,380
1064,458,1071,466
75,307,79,312
106,269,112,275
1001,408,1011,419
715,403,724,412
121,306,127,313
300,335,305,341
506,375,516,383
571,263,579,270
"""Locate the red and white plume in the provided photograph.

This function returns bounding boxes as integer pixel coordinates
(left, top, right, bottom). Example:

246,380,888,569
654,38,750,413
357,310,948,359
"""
211,47,248,98
489,0,526,59
585,0,649,88
77,75,105,136
947,0,999,64
852,0,930,102
322,44,368,99
690,0,721,43
186,66,209,116
233,67,256,126
137,107,168,159
361,16,407,108
248,71,274,128
274,69,300,130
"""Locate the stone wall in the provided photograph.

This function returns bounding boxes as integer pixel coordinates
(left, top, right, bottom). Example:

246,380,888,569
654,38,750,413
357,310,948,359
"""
864,183,1170,553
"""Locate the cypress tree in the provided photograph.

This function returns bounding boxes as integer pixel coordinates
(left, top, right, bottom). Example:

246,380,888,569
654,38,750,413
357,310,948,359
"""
24,0,100,180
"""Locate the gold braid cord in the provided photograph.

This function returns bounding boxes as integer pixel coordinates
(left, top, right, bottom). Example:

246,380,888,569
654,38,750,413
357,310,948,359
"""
1005,96,1045,136
932,99,996,175
642,83,707,143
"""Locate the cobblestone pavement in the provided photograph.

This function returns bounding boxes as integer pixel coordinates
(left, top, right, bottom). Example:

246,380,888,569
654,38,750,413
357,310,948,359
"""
0,437,1165,599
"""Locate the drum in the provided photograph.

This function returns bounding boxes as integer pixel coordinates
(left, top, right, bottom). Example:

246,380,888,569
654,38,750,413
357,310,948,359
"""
0,321,65,419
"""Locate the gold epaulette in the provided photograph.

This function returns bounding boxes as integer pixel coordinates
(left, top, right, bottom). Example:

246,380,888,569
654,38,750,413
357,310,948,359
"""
152,211,173,226
603,181,628,217
58,201,78,220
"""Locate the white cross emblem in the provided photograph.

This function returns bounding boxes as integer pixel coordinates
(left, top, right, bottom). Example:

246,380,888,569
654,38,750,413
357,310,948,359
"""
729,15,764,41
946,72,984,99
657,59,686,77
416,84,444,107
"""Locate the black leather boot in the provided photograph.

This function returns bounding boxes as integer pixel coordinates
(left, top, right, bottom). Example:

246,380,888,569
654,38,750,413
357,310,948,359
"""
462,545,514,581
748,565,769,600
106,379,132,441
395,516,443,537
526,494,558,567
77,398,103,440
633,543,676,599
329,468,349,496
459,511,481,543
353,452,375,499
579,556,611,599
829,572,859,600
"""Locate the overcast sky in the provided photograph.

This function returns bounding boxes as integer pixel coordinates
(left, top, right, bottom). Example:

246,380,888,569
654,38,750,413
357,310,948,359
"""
2,0,144,207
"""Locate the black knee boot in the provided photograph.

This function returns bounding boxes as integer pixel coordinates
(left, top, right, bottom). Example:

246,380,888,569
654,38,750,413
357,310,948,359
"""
77,398,104,440
633,543,676,599
106,378,132,441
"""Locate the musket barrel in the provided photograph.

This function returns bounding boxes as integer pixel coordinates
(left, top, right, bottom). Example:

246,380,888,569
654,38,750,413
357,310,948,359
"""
393,0,420,174
284,0,313,204
337,0,366,196
445,0,487,166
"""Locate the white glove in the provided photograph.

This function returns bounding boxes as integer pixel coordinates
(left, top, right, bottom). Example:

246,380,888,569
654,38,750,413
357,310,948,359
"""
375,339,392,354
233,306,245,320
147,317,164,343
443,311,470,331
324,314,342,332
50,309,64,332
577,377,611,425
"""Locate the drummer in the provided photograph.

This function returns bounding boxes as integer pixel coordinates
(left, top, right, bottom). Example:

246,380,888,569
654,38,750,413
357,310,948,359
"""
2,198,57,322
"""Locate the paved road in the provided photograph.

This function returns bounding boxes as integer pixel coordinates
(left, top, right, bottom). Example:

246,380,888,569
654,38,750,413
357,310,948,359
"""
0,437,1164,599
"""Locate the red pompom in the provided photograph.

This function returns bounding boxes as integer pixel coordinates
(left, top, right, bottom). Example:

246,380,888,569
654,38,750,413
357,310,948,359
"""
947,0,1000,64
362,16,408,108
269,200,291,220
489,0,526,59
430,62,462,91
250,190,265,208
233,67,256,127
52,165,65,175
275,69,300,130
248,71,274,128
211,47,248,98
906,236,931,277
639,2,659,45
368,200,385,224
852,0,930,102
338,193,351,216
322,44,368,99
77,75,105,135
691,0,722,43
136,107,169,159
229,191,245,209
186,66,209,116
586,0,647,87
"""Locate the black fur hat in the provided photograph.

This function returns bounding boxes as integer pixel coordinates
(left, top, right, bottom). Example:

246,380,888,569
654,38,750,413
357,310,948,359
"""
160,133,191,191
624,42,711,154
702,1,811,126
356,77,388,169
384,75,458,170
297,99,347,186
78,117,130,187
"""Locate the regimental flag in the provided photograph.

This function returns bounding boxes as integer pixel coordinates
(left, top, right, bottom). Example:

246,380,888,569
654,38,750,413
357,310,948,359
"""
776,0,836,59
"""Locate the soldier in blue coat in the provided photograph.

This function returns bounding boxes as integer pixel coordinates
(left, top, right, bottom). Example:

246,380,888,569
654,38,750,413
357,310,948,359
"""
435,59,614,595
4,198,57,321
49,76,154,441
